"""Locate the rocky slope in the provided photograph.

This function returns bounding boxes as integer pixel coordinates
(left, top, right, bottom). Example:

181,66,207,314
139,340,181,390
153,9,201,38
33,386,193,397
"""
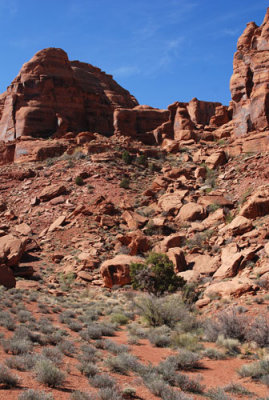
0,8,269,308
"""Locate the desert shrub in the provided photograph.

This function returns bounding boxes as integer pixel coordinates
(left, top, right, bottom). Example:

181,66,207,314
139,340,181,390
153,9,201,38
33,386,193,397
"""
70,392,96,400
202,348,226,360
130,253,185,296
67,321,83,332
42,347,63,364
122,150,132,165
35,359,65,387
120,177,130,189
80,325,103,341
246,316,269,348
0,311,15,330
238,359,269,381
167,350,201,370
2,338,33,355
206,387,232,400
102,339,129,354
145,377,192,400
98,387,123,400
78,361,99,377
224,382,253,395
17,310,33,323
18,390,54,400
110,313,129,325
79,344,98,362
89,373,116,388
57,339,76,357
134,294,193,328
173,373,204,393
0,363,19,387
5,353,36,371
171,333,201,352
216,335,241,355
105,353,140,375
98,322,117,336
203,309,247,342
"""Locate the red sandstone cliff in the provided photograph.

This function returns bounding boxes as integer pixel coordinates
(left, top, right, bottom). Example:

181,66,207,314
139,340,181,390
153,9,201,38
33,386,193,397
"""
230,7,269,137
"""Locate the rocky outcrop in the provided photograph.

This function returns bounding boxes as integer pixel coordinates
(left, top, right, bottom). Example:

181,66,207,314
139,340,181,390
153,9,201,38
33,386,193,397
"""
114,105,169,144
0,48,138,141
230,8,269,136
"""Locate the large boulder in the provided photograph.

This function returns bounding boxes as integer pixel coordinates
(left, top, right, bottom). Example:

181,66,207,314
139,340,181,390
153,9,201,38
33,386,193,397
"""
176,203,206,223
213,243,243,279
204,276,256,298
230,8,269,136
0,234,27,267
100,255,144,288
239,185,269,219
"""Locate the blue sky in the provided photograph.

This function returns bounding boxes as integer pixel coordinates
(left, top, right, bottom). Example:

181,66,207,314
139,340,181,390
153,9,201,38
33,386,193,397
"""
0,0,268,108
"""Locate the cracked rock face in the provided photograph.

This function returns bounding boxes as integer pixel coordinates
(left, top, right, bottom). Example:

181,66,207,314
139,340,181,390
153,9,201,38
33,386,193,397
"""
230,7,269,137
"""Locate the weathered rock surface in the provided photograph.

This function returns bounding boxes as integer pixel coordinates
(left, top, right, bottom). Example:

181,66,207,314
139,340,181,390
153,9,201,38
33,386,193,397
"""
239,185,269,219
230,8,269,136
0,234,27,267
176,202,206,223
100,255,143,288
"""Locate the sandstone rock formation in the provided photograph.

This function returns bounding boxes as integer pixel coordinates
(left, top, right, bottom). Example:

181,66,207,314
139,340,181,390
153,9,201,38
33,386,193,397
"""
230,7,269,136
100,255,143,288
0,48,138,141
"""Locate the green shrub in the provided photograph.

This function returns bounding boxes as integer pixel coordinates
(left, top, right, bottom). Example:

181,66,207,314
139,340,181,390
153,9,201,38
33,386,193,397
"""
136,154,147,166
122,150,132,164
130,253,185,296
110,313,129,325
75,176,84,186
120,178,130,189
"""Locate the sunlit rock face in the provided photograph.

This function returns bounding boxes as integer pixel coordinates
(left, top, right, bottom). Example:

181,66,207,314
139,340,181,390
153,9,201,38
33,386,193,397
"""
0,47,138,141
230,8,269,137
